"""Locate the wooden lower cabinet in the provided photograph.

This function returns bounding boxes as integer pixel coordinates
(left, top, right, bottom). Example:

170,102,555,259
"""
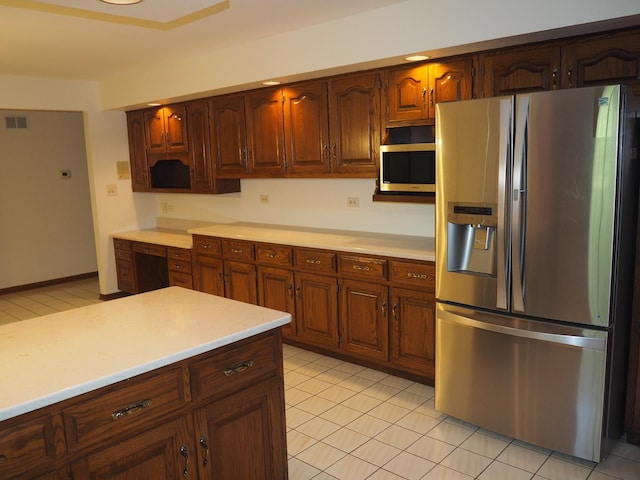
258,266,296,339
1,331,287,480
223,260,257,304
295,271,339,349
70,417,193,480
340,279,388,361
193,378,286,480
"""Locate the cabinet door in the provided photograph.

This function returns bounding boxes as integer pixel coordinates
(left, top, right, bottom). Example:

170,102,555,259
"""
562,30,640,88
164,104,188,154
340,279,388,361
389,287,436,379
328,72,381,176
295,271,339,348
284,81,331,175
186,99,214,192
429,58,474,114
115,258,137,294
126,110,149,191
224,260,258,304
245,87,286,176
143,107,166,154
386,64,429,125
70,417,193,480
194,254,225,296
479,44,561,97
193,378,287,480
258,266,296,339
209,94,248,177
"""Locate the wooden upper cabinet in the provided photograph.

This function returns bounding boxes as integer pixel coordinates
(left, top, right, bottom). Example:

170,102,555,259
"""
328,72,381,176
143,104,188,155
209,94,247,178
245,87,286,177
283,81,331,175
385,58,474,126
479,44,561,97
126,110,149,192
561,29,640,88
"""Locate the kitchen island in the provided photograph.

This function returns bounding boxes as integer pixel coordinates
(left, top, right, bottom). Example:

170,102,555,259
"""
0,287,290,479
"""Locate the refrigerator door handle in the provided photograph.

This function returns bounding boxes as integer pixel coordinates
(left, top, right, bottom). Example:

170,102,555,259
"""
512,95,529,312
496,99,512,310
439,307,606,351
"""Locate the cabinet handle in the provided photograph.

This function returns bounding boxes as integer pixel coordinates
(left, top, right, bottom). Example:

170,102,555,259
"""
324,144,330,160
111,398,152,420
0,454,6,465
352,264,371,272
392,303,398,320
224,360,255,376
421,87,427,107
230,248,243,254
306,259,321,265
567,64,574,87
202,243,212,249
332,144,337,159
174,264,183,269
407,272,428,280
296,285,301,299
266,252,279,258
381,301,387,317
429,88,434,106
552,66,558,89
200,436,209,466
180,444,189,478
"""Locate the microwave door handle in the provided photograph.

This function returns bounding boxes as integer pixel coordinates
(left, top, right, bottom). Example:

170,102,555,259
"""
512,95,529,313
497,98,512,311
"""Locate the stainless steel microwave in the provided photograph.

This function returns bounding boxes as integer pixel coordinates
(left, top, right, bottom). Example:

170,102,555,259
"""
379,143,436,193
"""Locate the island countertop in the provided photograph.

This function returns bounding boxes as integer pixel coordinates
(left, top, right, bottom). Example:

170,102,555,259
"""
0,287,290,421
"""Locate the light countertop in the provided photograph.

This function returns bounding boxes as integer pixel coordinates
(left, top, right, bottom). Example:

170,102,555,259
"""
0,287,290,422
111,228,193,249
189,222,435,262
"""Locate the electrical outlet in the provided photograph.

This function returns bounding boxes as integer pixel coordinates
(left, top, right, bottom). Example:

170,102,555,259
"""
347,197,359,207
260,194,270,204
106,184,117,196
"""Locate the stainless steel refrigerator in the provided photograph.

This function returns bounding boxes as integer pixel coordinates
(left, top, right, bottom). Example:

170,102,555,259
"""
434,84,639,462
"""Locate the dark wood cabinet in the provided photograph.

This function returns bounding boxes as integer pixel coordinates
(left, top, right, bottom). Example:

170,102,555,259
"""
283,81,331,175
245,87,286,176
126,110,150,192
479,44,562,97
295,270,340,349
113,238,137,294
562,29,640,88
223,260,258,304
143,104,188,155
328,72,381,176
193,378,286,480
209,94,248,178
258,266,296,339
386,58,474,125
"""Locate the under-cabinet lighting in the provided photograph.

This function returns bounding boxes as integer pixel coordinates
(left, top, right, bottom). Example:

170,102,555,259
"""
262,80,281,86
404,54,430,62
147,103,161,106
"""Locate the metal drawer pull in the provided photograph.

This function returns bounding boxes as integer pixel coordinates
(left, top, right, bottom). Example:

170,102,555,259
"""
407,272,428,279
202,244,212,249
111,398,152,420
230,248,243,254
224,360,255,376
266,252,279,258
200,436,209,466
180,444,189,478
0,455,6,465
306,259,321,265
353,264,371,271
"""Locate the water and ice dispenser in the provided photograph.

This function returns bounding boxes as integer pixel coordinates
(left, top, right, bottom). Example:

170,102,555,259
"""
447,203,498,276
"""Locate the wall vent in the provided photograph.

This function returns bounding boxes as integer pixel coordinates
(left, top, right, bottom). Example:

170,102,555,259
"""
5,116,28,129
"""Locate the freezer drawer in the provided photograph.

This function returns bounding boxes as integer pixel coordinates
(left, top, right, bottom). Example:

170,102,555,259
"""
435,303,608,461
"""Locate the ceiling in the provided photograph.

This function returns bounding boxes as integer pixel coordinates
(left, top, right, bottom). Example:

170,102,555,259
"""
0,0,407,81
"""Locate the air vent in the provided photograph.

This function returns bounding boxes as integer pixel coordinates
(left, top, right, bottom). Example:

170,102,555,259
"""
5,116,28,129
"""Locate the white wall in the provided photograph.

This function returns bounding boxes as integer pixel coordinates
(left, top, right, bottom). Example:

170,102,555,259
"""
1,0,639,296
0,110,97,289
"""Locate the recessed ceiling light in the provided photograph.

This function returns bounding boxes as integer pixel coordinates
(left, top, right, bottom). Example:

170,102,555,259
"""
404,55,430,62
262,80,281,86
100,0,143,5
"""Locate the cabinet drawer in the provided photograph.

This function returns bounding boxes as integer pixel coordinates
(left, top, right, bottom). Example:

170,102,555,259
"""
114,248,133,262
193,235,222,255
190,333,278,402
132,242,167,257
390,260,435,290
62,366,188,451
294,248,337,273
115,258,136,293
338,254,387,280
168,258,192,274
167,247,191,262
256,243,293,267
113,238,132,251
0,414,62,479
222,239,255,261
169,270,193,289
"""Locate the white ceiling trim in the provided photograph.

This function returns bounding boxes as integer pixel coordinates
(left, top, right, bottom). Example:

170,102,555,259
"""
0,0,229,29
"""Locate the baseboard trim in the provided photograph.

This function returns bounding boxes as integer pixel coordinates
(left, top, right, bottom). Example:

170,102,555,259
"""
0,272,98,295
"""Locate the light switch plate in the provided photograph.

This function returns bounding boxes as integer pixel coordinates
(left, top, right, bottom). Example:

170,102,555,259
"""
116,161,130,180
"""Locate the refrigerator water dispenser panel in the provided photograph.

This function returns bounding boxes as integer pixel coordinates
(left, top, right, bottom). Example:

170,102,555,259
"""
447,202,498,276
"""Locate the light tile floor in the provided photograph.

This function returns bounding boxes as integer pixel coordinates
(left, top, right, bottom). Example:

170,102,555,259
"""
3,277,640,479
